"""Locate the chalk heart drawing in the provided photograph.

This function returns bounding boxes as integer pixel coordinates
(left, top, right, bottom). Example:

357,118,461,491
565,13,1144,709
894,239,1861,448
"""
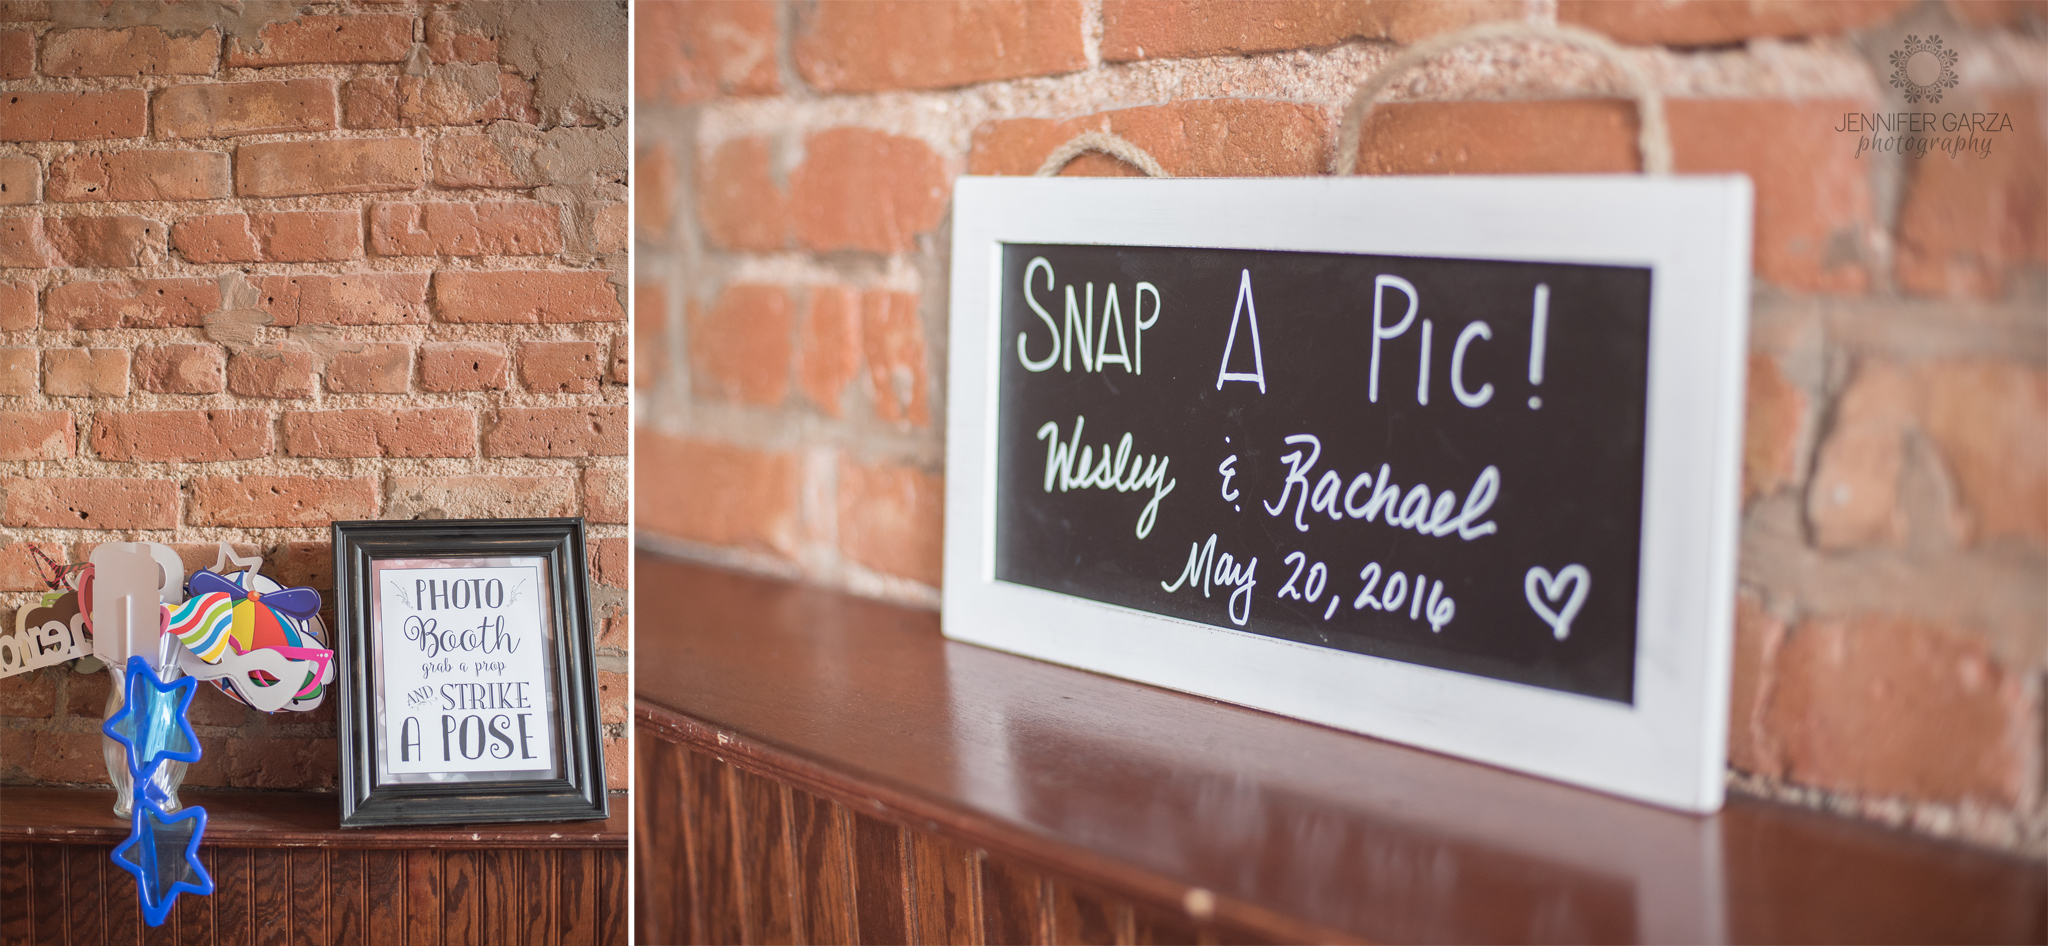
1524,565,1591,641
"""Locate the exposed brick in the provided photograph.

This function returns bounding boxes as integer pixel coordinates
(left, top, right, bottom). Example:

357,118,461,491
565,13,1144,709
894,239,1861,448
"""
1728,592,1786,777
325,342,412,394
603,735,627,791
1918,359,2048,546
154,78,339,139
973,99,1329,178
485,406,627,457
860,289,928,426
173,210,361,263
637,0,780,104
583,467,625,524
1354,100,1638,175
609,332,628,385
1766,615,2027,805
0,216,57,267
0,280,31,330
0,89,147,142
91,409,271,462
135,344,226,394
191,475,377,527
0,347,34,395
591,537,627,588
257,273,430,326
385,475,575,520
343,73,538,129
226,13,413,67
799,286,862,416
1893,91,2046,299
589,201,628,255
0,153,38,204
0,411,74,460
1947,0,2048,26
425,7,496,63
63,665,109,716
634,279,667,390
2,477,178,529
597,668,626,725
638,141,676,244
51,215,165,267
45,277,217,329
433,270,624,324
636,431,799,557
370,201,563,257
47,150,232,202
192,736,339,790
598,606,627,650
225,348,316,398
689,284,791,405
1808,360,1913,549
838,457,944,586
1744,353,1805,503
0,28,28,79
699,135,788,251
1102,0,1514,61
794,0,1084,93
0,538,59,590
790,128,947,253
432,135,539,189
285,408,476,459
419,341,510,391
0,3,44,24
0,667,57,718
236,138,424,198
270,541,333,593
41,26,219,76
24,731,107,784
519,340,605,394
1558,0,1911,46
42,347,128,397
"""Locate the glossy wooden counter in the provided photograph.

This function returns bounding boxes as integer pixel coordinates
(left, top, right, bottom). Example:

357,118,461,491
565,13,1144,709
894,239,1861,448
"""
635,553,2045,945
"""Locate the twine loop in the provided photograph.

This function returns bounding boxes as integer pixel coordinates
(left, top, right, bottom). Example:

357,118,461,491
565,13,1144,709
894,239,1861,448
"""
1034,131,1172,178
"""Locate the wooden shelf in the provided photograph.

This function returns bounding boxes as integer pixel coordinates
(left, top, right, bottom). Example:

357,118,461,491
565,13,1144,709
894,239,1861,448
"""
636,553,2045,944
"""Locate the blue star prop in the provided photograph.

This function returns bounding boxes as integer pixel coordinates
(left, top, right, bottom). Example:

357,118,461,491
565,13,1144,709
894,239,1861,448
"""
102,656,202,779
110,799,212,927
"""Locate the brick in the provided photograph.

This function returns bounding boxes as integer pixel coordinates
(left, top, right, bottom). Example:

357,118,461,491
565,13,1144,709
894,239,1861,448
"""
972,99,1328,178
419,341,510,391
154,78,339,139
41,26,219,76
24,731,107,784
638,142,676,244
0,153,38,204
0,28,28,79
1765,615,2027,805
0,216,57,267
0,89,146,141
519,340,605,394
91,409,271,462
1744,353,1805,503
598,606,627,649
591,537,627,588
583,467,625,524
699,135,788,251
433,270,623,324
0,537,62,590
636,431,799,557
603,734,627,790
191,475,377,527
794,0,1084,93
860,290,928,426
1807,361,1912,549
609,332,628,384
597,668,626,725
634,280,668,390
172,211,361,263
432,135,539,189
0,667,57,717
370,201,563,257
1727,592,1785,776
1354,100,1638,175
0,347,34,395
0,2,47,22
269,541,332,593
47,215,165,267
225,348,316,398
236,138,424,198
485,406,627,457
0,280,31,330
325,342,412,394
285,408,476,459
0,411,74,460
343,73,538,129
588,200,628,254
42,348,128,397
1894,91,2046,299
64,665,110,716
193,736,339,790
1558,0,1911,46
2,477,178,529
638,0,780,103
425,7,496,63
790,128,947,253
799,286,862,416
1918,359,2048,546
45,277,217,329
690,284,791,405
1947,0,2048,26
257,273,430,326
1102,0,1514,61
47,150,231,202
838,457,944,586
226,13,413,66
385,475,575,520
135,344,226,394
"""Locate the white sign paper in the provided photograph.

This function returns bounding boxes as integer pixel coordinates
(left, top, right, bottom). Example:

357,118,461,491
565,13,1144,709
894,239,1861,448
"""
378,565,553,775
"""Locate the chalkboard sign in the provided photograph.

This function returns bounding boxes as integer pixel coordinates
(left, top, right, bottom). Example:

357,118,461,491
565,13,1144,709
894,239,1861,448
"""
945,177,1753,812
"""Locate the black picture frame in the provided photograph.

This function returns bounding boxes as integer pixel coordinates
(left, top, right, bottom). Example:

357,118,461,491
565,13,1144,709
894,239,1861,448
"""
333,517,608,827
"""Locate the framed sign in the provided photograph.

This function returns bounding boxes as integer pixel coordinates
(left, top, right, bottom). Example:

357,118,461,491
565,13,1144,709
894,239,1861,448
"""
333,518,608,827
943,175,1753,812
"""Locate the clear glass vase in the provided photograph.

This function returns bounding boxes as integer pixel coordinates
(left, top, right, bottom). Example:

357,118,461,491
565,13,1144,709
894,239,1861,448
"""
102,662,187,817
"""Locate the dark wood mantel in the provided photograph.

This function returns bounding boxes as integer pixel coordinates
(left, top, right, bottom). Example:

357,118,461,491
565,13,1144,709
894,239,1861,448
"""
635,552,2045,945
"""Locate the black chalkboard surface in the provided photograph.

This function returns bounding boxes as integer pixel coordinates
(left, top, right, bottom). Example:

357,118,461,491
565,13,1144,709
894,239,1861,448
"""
993,243,1654,703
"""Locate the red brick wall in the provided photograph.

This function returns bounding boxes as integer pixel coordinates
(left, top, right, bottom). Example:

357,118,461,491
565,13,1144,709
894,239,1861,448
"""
0,1,630,794
635,0,2047,855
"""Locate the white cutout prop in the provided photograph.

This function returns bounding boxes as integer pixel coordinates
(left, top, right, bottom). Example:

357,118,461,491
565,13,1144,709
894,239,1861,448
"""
0,593,90,678
91,544,183,669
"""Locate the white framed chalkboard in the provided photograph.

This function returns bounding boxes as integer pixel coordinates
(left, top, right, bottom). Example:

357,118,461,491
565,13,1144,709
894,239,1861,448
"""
942,175,1753,813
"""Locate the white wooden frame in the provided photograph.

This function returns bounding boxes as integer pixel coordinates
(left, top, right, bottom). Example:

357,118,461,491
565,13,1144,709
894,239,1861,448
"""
943,175,1753,813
